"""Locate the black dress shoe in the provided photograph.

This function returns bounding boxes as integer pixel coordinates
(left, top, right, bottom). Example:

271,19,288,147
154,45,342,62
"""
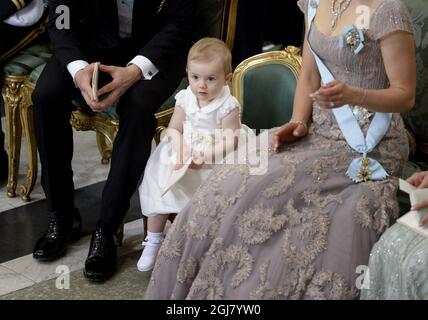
33,209,82,261
84,226,117,282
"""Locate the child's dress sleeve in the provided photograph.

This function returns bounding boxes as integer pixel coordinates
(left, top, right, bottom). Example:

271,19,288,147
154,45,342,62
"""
216,96,241,124
174,89,187,109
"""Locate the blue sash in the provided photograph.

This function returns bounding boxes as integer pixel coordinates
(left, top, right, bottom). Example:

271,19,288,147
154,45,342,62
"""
307,0,391,183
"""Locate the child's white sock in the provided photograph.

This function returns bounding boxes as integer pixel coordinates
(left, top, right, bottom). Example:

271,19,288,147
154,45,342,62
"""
137,231,164,272
145,231,164,243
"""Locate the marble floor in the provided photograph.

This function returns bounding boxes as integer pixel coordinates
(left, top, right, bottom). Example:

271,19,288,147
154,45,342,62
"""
0,117,154,299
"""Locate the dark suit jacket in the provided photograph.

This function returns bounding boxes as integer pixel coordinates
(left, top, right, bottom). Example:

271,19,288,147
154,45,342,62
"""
48,0,195,71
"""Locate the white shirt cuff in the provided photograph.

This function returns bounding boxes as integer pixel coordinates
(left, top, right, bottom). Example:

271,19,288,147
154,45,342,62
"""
67,60,89,85
128,55,159,80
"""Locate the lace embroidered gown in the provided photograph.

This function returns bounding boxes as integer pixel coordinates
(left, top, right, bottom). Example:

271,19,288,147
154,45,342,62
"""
145,0,413,299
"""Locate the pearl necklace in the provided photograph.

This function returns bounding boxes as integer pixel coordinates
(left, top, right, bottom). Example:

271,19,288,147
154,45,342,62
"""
331,0,353,30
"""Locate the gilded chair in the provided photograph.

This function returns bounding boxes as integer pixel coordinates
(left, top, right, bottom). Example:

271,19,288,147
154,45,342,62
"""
4,0,239,202
232,46,302,130
1,19,50,201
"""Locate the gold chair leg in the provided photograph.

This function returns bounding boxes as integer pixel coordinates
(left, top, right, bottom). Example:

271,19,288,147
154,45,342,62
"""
168,213,176,224
96,130,112,165
143,215,148,239
70,110,117,165
116,222,125,247
2,76,26,198
18,89,37,201
154,126,166,145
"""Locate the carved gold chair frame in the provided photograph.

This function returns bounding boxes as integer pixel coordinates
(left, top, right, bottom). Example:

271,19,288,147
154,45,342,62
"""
232,46,302,109
1,17,49,200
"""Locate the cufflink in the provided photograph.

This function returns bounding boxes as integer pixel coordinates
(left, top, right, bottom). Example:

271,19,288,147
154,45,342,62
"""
148,71,153,76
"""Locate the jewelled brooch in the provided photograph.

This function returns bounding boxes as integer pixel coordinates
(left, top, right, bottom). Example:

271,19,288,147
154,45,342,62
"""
358,155,371,182
339,25,365,54
352,104,373,125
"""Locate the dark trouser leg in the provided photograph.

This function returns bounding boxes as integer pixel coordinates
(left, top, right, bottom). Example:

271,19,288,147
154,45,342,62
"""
32,56,79,218
98,65,185,233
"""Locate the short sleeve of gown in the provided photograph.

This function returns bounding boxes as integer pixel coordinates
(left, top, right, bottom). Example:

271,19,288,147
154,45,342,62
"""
370,0,414,40
297,0,308,15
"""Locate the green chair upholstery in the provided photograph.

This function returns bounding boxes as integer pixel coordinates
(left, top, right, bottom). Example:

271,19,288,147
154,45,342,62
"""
2,43,52,77
232,47,302,131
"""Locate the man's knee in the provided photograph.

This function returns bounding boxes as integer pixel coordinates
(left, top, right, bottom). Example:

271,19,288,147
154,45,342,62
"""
117,88,162,122
32,58,75,110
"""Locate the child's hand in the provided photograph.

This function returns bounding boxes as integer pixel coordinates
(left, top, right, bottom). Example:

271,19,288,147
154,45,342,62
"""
189,162,204,170
175,145,192,166
174,164,185,170
189,149,204,170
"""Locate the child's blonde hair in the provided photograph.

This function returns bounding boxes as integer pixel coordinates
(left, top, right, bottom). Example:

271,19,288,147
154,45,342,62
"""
188,37,232,75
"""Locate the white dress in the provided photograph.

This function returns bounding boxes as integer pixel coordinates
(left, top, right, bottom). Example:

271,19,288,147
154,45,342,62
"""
138,85,243,216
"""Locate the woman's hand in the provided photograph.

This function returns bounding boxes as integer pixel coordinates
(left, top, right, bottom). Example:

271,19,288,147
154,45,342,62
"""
273,121,308,151
411,201,428,226
407,171,428,189
407,171,428,226
310,80,360,109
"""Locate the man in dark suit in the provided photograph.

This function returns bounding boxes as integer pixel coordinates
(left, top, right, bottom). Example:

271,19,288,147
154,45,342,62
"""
32,0,194,282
